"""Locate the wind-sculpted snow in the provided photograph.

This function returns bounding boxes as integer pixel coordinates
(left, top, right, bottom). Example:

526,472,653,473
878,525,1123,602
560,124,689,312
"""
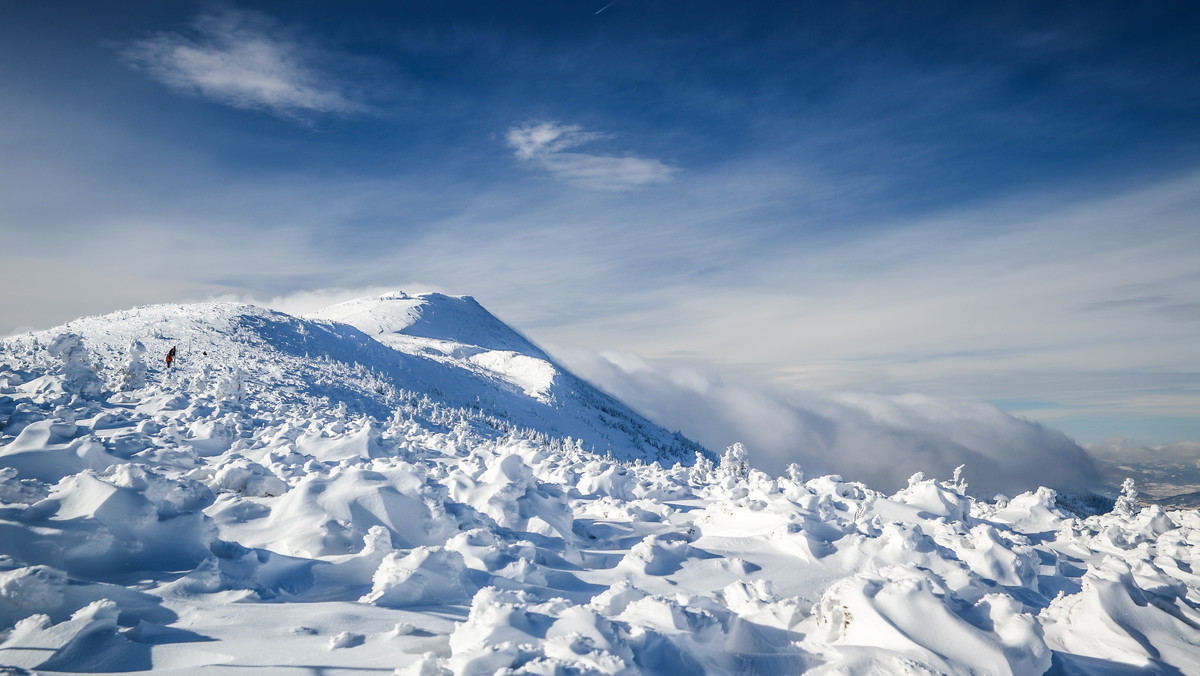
307,291,553,361
1,297,1198,674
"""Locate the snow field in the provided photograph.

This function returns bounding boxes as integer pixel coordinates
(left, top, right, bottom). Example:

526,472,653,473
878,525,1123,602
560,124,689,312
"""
0,296,1197,674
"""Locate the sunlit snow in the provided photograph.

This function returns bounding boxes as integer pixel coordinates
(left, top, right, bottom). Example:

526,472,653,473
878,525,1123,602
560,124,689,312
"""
0,293,1196,674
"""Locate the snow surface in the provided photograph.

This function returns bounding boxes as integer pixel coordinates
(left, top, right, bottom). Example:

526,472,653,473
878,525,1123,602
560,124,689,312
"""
1,293,1198,674
307,293,558,404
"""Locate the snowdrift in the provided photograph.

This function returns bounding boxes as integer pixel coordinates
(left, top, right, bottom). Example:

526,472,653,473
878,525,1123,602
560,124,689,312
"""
1,293,1197,674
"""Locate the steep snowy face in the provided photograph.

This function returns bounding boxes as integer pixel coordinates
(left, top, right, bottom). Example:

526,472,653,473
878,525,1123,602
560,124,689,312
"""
307,292,549,358
303,292,704,463
307,292,555,402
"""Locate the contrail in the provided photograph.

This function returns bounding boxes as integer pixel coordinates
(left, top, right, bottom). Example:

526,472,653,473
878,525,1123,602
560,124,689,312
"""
595,1,614,14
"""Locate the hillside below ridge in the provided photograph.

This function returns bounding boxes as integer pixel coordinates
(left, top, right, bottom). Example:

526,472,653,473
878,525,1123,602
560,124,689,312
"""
0,295,705,465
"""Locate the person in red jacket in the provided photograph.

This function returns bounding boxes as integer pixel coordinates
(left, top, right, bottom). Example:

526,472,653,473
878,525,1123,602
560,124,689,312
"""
166,345,176,369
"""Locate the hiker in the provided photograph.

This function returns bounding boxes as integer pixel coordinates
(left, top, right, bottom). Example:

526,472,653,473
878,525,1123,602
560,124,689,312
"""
166,345,177,369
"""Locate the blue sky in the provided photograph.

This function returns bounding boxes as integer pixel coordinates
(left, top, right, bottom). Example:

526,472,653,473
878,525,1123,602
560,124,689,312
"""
2,1,1198,451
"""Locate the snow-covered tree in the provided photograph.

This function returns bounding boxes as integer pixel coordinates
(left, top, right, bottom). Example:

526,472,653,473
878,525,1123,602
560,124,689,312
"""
690,451,715,485
47,333,102,398
1114,477,1140,517
214,366,246,403
786,462,805,484
116,340,148,391
720,442,751,478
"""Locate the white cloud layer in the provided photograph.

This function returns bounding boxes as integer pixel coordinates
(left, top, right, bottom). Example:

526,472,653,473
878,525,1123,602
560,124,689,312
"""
123,9,364,118
507,122,676,191
553,347,1104,497
1084,438,1200,464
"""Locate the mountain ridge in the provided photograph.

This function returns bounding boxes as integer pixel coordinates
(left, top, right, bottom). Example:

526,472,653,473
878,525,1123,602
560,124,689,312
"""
1,293,707,466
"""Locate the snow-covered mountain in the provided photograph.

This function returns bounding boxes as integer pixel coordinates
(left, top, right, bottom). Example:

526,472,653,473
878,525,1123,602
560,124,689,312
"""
1,293,1198,674
3,293,703,467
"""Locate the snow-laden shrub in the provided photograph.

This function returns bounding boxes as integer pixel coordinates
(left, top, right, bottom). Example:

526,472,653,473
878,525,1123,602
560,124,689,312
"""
211,458,286,497
360,547,474,607
1,599,123,670
1114,477,1139,518
104,464,214,515
22,471,217,579
809,566,1051,674
447,588,637,675
0,467,50,505
115,340,148,391
720,442,751,478
47,333,102,398
892,472,971,522
786,462,805,484
214,367,246,403
956,524,1039,588
619,533,693,575
0,565,67,612
689,451,715,485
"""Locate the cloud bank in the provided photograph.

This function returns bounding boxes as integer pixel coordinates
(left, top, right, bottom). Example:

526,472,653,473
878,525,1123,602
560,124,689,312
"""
123,9,364,118
1084,438,1200,465
507,122,676,191
553,347,1104,497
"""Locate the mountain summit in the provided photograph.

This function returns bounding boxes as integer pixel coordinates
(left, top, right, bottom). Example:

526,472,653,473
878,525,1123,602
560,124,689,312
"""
305,291,705,462
307,292,557,402
2,292,704,465
308,292,550,359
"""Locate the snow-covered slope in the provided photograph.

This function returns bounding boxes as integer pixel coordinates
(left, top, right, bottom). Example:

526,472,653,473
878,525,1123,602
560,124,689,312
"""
308,292,558,404
1,295,1198,675
0,296,702,466
305,292,703,461
307,291,552,360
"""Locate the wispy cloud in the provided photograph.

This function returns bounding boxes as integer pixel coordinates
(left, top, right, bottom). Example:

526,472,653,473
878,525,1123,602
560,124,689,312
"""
506,122,676,191
122,9,365,118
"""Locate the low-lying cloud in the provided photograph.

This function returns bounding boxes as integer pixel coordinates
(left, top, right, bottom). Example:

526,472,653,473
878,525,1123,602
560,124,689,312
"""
123,9,365,118
507,122,676,191
553,347,1105,497
1084,438,1200,465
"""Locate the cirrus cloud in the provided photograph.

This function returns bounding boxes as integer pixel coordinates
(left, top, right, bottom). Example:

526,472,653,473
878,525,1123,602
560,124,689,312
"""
122,9,366,119
507,121,676,191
